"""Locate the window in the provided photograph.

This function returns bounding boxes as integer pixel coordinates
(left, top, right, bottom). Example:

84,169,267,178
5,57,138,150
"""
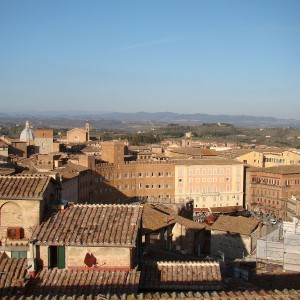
220,168,224,175
124,173,129,178
11,251,27,259
213,178,217,182
189,169,194,175
213,168,217,175
158,184,163,189
202,169,206,175
152,172,156,177
208,169,212,175
226,168,231,174
138,172,143,178
202,178,206,183
125,184,129,189
139,183,143,189
179,169,183,175
158,172,163,177
145,172,150,177
167,171,172,177
48,246,65,269
196,169,200,175
196,178,200,183
189,178,193,183
145,184,150,189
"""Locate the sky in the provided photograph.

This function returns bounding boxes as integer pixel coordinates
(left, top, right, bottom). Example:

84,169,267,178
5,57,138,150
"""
0,0,300,119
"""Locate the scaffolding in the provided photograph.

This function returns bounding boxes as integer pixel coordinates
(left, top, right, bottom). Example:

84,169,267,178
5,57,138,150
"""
256,217,300,271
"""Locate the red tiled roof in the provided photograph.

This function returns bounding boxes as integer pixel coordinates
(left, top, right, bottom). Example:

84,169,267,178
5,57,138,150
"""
25,268,140,298
0,140,9,148
210,215,260,235
32,204,143,246
142,204,176,233
142,204,206,233
0,175,52,199
140,261,223,291
209,205,245,214
169,147,217,157
135,290,300,299
0,252,29,298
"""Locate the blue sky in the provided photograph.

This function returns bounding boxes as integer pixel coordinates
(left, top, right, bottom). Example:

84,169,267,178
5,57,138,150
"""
1,1,300,119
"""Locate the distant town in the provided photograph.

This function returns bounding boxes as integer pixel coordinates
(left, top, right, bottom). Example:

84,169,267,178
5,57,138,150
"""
1,119,300,299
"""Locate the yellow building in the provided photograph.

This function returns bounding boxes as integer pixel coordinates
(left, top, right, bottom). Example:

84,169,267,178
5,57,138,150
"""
236,150,300,168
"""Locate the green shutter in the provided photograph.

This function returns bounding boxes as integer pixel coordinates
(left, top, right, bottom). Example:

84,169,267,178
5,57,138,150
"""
57,246,65,269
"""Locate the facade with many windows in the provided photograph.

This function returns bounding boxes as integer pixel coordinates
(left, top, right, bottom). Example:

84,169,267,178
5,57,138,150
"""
94,141,175,203
174,159,244,215
247,165,300,220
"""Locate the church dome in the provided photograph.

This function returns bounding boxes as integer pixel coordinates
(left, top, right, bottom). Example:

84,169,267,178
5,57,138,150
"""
20,120,35,142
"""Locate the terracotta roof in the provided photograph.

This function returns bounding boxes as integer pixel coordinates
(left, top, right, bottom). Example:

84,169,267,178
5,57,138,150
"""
25,268,140,298
142,204,176,233
0,166,15,176
210,215,260,235
0,175,52,199
249,165,300,175
134,290,300,299
32,204,143,246
142,204,206,234
0,140,9,148
209,205,245,214
175,158,243,166
81,145,100,152
169,147,217,157
0,252,29,298
152,204,206,230
175,215,206,230
140,261,223,291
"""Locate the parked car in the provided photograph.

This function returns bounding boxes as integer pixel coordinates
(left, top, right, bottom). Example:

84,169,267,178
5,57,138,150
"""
270,219,277,225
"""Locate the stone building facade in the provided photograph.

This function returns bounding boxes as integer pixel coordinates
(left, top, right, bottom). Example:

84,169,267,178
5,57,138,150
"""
30,204,142,270
247,165,300,220
34,129,54,154
0,175,59,258
94,141,175,203
66,121,90,144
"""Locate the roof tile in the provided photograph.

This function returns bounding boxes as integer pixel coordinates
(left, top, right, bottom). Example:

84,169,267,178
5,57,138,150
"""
32,204,143,246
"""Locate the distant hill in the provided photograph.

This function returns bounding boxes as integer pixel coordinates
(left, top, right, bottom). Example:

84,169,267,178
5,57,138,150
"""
1,111,300,128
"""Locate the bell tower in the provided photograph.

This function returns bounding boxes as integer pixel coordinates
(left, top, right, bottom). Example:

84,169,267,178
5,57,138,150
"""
85,121,90,141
